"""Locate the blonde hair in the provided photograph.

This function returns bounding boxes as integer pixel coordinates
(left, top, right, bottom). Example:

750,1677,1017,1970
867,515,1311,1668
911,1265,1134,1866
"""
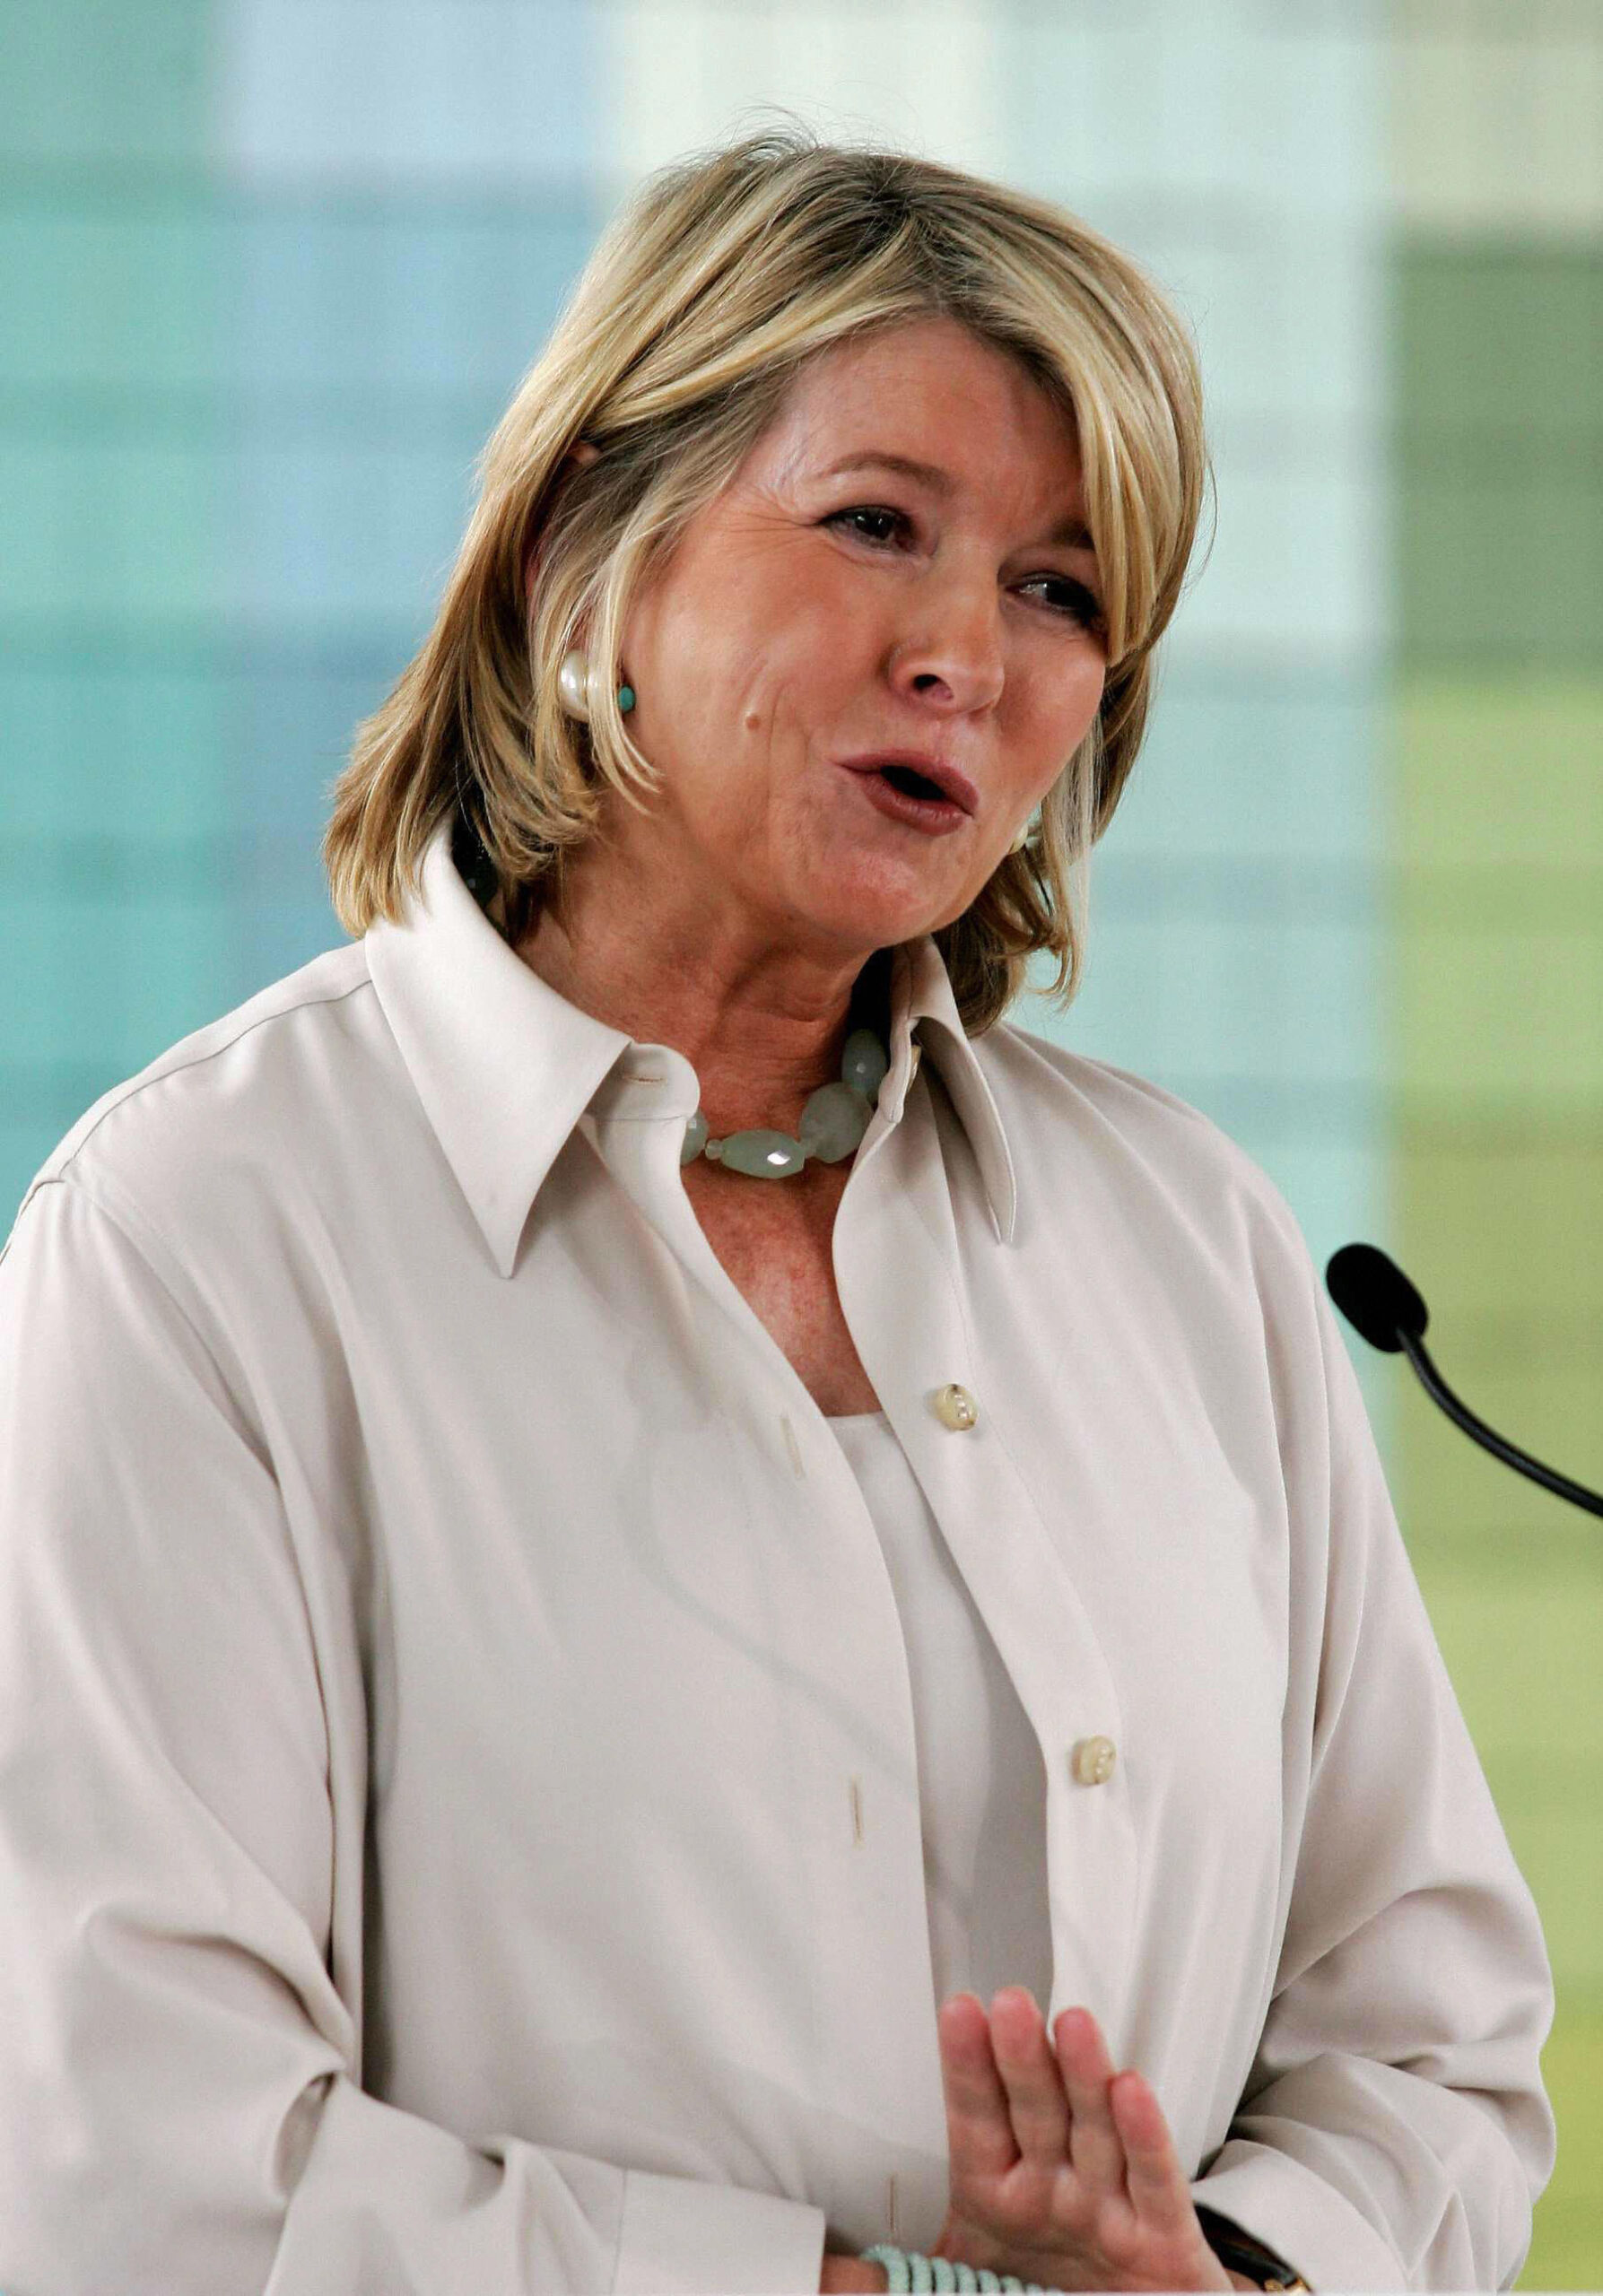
322,115,1214,1035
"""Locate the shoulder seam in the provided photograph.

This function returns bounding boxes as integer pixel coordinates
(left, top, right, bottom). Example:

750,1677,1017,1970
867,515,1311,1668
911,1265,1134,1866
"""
12,1168,286,1497
12,1169,238,1387
41,966,374,1196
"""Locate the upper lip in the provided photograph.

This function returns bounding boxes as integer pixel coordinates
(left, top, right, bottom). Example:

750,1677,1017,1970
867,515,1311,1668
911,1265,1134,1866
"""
839,751,979,816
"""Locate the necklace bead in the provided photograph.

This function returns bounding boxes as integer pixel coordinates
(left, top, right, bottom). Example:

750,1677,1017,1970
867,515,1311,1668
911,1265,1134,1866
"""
680,1026,892,1176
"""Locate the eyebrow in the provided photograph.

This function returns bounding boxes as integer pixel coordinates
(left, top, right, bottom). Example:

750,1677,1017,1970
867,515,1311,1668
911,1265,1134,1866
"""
820,450,1097,555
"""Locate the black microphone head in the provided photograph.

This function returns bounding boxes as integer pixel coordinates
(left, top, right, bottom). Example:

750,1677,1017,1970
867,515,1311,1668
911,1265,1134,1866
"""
1325,1242,1429,1353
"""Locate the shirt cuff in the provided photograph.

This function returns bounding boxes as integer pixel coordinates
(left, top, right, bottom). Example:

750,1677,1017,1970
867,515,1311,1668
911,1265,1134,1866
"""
613,2165,829,2293
1190,2155,1403,2293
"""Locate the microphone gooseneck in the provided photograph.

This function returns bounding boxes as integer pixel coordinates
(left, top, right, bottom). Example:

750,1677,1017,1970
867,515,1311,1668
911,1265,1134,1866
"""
1325,1242,1603,1519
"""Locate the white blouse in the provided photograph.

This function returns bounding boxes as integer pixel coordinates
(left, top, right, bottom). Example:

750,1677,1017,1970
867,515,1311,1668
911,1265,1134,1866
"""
0,813,1556,2294
828,1412,1054,2043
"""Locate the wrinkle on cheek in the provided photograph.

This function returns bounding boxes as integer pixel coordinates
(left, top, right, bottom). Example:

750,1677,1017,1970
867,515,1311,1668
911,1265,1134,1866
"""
737,667,791,744
730,665,767,735
729,677,762,741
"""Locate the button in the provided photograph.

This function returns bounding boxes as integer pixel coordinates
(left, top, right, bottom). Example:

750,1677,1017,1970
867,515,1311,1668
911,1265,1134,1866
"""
932,1383,978,1431
1070,1736,1117,1787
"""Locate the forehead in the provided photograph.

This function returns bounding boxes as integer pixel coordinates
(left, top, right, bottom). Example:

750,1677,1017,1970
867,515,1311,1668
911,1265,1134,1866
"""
767,321,1083,497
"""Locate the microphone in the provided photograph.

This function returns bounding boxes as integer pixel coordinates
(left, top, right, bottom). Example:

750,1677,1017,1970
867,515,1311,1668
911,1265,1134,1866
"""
1325,1243,1603,1519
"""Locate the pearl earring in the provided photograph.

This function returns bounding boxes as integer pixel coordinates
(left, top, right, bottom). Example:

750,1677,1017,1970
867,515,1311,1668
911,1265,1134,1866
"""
557,648,635,721
1010,814,1036,854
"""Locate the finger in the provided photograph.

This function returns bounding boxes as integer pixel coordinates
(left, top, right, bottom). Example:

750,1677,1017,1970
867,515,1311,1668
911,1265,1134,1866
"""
1049,2007,1129,2201
989,1988,1071,2169
936,1991,1019,2181
1108,2066,1197,2235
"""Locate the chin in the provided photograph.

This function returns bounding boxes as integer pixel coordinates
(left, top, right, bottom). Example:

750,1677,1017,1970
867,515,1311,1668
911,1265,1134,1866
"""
804,884,940,951
779,832,962,952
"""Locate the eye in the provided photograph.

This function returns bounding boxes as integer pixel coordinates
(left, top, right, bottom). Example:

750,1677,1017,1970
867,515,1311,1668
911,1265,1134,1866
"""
824,504,1105,632
1023,574,1107,634
827,505,906,547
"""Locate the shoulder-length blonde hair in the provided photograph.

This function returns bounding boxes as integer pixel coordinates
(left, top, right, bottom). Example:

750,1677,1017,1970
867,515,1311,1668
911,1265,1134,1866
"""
322,115,1213,1036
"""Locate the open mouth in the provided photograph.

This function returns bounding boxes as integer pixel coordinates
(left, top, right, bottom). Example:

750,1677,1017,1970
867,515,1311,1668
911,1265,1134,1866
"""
877,764,949,804
842,761,970,835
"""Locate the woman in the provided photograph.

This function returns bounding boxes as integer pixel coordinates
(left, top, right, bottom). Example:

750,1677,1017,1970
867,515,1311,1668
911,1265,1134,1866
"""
0,126,1555,2295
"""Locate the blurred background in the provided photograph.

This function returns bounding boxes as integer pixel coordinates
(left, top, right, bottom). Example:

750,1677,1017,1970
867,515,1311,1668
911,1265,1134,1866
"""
2,0,1599,2283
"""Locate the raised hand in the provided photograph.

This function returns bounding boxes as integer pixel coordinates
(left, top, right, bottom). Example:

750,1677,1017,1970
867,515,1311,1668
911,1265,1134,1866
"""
929,1987,1240,2293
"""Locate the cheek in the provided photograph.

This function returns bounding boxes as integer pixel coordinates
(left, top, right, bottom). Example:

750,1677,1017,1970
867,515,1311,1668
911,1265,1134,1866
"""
705,577,831,692
731,638,856,748
1047,657,1107,745
770,560,885,667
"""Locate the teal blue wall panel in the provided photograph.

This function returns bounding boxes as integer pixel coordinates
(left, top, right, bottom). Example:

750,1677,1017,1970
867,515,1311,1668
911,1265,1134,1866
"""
0,0,607,1220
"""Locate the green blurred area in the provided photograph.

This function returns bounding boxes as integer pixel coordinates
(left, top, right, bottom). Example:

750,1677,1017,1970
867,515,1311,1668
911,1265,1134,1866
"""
1396,248,1603,2286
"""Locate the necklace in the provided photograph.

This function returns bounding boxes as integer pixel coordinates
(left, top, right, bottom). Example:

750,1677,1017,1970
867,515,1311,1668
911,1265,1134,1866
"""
680,1027,890,1178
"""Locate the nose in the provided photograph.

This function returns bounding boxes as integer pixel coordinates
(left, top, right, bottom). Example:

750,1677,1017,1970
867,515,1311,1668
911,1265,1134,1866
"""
890,571,1006,714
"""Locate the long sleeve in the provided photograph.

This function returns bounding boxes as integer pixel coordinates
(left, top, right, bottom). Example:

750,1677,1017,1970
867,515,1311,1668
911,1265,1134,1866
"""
0,1177,828,2296
1185,1200,1558,2292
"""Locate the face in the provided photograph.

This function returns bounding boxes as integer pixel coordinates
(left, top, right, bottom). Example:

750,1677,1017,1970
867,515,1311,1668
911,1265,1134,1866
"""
552,315,1108,969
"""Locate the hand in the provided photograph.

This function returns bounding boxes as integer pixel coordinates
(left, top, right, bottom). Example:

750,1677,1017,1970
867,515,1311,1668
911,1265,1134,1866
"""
930,1987,1236,2292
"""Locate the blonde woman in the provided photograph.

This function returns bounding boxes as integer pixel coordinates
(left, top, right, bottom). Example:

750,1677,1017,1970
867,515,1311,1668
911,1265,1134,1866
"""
0,124,1555,2296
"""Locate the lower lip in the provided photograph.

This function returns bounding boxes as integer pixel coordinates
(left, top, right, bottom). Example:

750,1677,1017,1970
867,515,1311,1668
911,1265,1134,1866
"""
840,765,970,835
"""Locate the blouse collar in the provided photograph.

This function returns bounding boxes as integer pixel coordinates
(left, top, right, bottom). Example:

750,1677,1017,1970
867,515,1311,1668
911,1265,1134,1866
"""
364,813,1017,1277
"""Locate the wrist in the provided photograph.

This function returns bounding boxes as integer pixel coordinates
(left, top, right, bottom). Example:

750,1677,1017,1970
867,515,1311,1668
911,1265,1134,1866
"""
820,2250,889,2292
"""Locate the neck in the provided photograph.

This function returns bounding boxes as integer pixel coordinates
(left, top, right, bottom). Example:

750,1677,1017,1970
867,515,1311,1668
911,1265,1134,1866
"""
512,899,893,1136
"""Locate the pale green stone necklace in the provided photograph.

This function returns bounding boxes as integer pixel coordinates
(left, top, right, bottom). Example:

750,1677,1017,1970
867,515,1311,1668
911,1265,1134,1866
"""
678,1026,890,1180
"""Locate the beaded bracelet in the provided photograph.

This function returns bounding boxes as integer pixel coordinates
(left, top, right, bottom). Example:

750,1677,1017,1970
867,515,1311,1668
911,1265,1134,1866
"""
858,2245,1067,2294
